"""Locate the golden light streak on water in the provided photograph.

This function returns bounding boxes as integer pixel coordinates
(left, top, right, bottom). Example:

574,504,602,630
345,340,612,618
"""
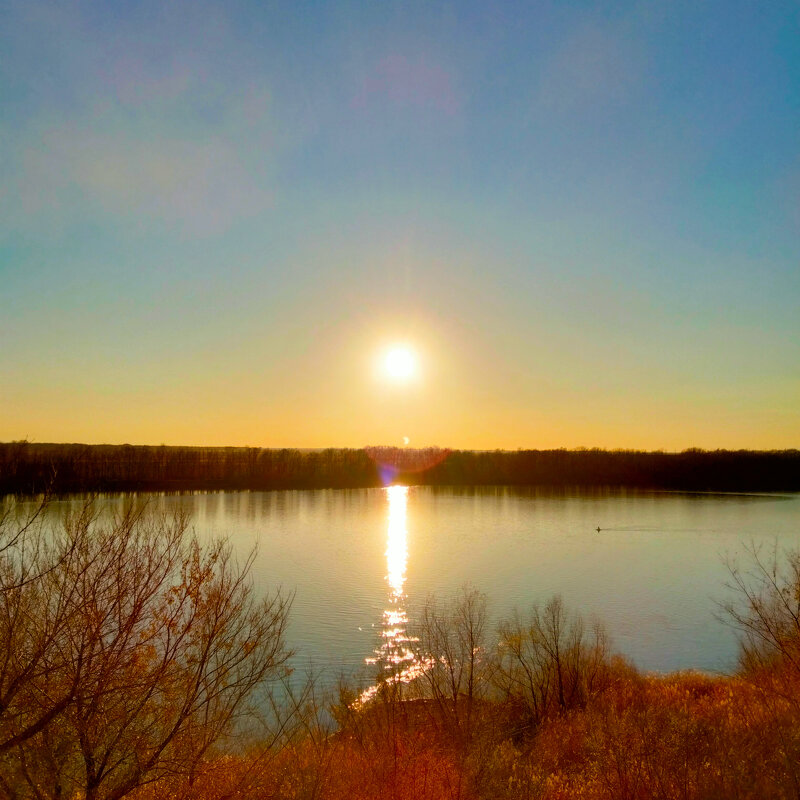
386,484,408,597
360,485,429,704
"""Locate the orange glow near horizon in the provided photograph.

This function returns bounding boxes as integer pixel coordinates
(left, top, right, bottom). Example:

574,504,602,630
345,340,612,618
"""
1,315,797,451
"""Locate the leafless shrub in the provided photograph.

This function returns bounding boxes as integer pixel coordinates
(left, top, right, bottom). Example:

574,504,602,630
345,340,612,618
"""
723,542,800,678
493,594,610,734
0,500,292,800
413,587,489,742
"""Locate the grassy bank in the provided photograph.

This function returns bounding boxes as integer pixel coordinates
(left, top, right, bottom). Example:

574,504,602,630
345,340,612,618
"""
142,667,794,800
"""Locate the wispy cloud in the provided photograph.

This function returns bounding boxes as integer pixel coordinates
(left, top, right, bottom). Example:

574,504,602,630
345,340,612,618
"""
12,126,273,236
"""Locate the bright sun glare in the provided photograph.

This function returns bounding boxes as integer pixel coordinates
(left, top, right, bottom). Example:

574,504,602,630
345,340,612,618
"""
383,346,416,381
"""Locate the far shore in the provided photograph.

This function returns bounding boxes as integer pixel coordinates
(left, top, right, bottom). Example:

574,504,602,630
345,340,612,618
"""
1,441,799,496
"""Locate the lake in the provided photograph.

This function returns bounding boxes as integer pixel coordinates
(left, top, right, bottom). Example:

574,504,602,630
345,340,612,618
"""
13,487,800,682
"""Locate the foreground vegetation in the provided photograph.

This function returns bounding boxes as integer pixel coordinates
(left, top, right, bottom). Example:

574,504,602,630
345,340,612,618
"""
1,500,799,798
2,441,800,495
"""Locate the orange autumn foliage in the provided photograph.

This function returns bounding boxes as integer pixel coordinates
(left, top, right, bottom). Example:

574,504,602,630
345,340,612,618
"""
127,661,800,800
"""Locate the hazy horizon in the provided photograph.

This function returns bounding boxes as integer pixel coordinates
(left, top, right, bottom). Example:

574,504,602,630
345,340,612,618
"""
4,439,798,455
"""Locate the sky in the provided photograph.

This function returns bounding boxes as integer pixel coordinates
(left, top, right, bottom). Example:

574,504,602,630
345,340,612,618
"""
1,0,798,450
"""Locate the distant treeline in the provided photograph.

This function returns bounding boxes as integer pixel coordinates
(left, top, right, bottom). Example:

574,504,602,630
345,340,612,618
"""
1,441,799,496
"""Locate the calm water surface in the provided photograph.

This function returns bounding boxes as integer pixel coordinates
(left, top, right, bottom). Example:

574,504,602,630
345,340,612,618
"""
19,487,800,679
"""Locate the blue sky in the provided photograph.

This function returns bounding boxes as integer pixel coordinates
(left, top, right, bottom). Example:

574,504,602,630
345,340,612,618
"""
1,0,798,448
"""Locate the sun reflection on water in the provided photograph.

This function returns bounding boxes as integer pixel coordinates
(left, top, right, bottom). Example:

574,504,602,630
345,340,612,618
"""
386,484,408,598
361,485,427,703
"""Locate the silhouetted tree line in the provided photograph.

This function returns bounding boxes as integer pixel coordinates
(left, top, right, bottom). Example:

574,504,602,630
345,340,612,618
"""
1,441,799,495
421,446,800,492
0,442,378,495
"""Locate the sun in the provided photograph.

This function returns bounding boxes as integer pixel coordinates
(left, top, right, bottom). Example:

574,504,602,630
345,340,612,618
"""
383,345,417,381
